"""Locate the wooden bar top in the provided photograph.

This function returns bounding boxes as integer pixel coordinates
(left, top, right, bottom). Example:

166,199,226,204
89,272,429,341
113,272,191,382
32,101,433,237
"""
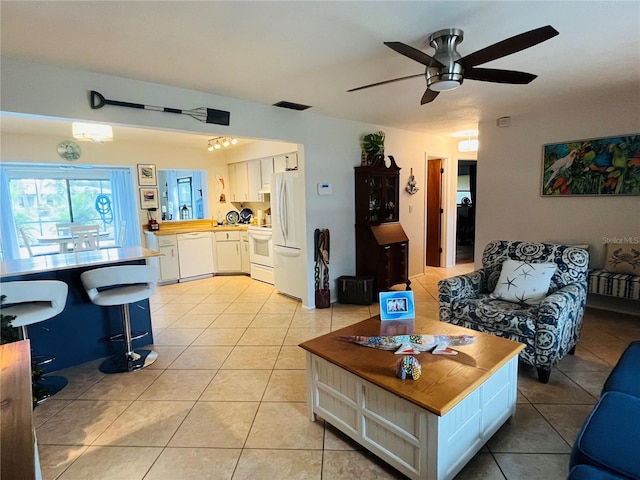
299,316,524,416
0,340,35,480
0,246,161,279
143,219,249,236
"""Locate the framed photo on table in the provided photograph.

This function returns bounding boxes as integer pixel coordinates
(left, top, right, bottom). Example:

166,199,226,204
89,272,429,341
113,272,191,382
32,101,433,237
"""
379,291,415,321
137,164,157,186
139,188,159,209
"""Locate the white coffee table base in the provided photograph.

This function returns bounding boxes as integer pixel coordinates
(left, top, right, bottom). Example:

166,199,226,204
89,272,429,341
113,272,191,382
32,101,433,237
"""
306,353,519,480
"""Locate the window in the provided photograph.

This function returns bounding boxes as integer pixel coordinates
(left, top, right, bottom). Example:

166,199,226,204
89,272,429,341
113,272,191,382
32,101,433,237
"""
2,164,137,258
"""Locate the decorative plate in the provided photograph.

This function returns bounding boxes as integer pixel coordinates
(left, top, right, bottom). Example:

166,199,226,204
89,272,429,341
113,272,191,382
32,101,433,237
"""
226,210,240,225
57,140,81,161
239,208,253,224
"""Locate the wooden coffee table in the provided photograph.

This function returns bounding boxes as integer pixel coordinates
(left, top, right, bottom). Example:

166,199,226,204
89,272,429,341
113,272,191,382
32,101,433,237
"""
299,316,524,480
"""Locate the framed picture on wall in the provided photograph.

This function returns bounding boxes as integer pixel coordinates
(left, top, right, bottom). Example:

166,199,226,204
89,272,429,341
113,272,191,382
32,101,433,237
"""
541,134,640,196
139,188,159,209
137,164,157,186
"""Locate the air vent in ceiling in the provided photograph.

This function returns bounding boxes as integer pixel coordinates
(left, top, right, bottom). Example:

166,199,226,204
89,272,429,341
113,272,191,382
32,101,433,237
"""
273,101,312,111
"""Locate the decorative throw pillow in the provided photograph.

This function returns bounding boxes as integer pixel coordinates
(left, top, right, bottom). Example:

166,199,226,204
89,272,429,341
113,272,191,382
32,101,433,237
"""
604,243,640,275
491,259,557,305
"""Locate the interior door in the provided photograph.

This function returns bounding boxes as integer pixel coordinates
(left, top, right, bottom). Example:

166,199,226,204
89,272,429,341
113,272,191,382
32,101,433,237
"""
426,158,443,267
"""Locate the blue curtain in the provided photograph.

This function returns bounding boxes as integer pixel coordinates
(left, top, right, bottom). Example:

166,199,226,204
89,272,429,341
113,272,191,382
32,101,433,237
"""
0,168,19,259
110,169,141,247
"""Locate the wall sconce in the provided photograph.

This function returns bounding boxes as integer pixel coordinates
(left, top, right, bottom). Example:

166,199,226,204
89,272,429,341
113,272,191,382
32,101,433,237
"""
72,122,113,143
207,136,237,152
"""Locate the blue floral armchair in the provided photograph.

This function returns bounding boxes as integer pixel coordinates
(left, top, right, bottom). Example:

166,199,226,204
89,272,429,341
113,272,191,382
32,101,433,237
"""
439,240,589,383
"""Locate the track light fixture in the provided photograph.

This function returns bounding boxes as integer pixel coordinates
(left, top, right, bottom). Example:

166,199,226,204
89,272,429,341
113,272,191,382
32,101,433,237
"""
207,136,238,152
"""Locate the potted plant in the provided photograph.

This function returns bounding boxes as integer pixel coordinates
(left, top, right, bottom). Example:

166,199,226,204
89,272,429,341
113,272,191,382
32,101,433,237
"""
361,131,385,166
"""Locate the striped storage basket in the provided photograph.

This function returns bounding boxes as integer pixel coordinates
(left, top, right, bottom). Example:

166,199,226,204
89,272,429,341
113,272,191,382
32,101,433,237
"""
587,269,640,301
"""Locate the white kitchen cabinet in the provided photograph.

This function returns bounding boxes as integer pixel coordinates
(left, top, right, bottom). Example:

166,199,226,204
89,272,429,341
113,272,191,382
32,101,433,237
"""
213,230,242,273
228,162,249,202
247,159,262,202
145,232,180,284
177,232,214,279
274,153,298,173
158,243,180,283
241,230,250,274
260,157,273,190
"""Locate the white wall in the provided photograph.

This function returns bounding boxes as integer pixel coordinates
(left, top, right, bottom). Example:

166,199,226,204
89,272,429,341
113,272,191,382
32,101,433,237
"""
476,93,640,269
1,57,458,308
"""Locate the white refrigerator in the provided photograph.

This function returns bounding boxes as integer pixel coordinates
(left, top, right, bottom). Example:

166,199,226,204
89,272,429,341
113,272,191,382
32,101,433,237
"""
272,170,304,299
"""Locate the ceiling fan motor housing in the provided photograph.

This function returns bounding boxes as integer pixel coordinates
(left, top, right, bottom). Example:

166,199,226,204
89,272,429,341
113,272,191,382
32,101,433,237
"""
427,28,464,91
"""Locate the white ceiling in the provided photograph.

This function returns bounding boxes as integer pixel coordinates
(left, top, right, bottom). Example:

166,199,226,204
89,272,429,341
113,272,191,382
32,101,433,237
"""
1,1,639,145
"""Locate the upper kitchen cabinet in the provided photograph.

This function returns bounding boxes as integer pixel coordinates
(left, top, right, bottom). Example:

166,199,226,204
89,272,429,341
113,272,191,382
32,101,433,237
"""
354,158,400,225
260,157,273,190
228,162,249,202
247,160,262,202
273,153,298,173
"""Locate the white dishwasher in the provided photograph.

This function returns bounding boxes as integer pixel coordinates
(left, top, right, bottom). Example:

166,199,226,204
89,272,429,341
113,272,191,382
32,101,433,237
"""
176,232,214,280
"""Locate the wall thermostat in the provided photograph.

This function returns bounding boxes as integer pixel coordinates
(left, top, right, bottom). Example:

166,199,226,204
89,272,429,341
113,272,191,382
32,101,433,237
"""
317,183,333,195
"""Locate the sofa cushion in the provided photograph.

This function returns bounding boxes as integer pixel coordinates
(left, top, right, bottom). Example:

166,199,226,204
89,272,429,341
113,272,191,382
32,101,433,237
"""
602,341,640,398
604,243,640,276
570,391,640,480
568,464,627,480
452,294,537,337
492,259,556,305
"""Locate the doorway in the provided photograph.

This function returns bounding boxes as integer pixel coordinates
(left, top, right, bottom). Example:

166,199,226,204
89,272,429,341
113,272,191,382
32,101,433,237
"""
456,160,477,264
426,158,443,267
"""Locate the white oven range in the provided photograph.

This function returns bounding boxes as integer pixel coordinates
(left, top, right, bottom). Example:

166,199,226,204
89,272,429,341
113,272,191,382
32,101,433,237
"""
247,225,273,284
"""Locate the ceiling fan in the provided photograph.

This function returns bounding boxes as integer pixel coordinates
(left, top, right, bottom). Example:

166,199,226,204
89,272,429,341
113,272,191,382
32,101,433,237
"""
348,25,559,105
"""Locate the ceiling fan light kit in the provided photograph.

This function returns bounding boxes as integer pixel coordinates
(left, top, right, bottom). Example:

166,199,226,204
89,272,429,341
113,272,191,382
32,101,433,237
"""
349,25,559,105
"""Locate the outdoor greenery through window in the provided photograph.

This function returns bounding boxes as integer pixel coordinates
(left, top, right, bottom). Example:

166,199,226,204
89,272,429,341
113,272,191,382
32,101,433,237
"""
1,164,137,258
10,178,114,256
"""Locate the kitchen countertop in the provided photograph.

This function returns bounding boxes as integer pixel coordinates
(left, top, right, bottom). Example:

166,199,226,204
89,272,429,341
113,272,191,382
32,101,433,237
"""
0,246,161,278
143,220,249,235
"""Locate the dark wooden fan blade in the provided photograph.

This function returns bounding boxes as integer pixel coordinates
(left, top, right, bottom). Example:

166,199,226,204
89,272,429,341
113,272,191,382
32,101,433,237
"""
465,67,537,84
347,73,424,92
384,42,444,67
458,25,559,68
421,89,439,105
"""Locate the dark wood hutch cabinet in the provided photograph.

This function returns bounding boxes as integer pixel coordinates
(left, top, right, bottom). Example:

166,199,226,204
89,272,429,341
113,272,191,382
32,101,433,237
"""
355,157,411,293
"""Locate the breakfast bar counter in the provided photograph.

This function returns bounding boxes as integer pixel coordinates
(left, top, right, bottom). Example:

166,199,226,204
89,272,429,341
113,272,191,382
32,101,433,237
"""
0,247,161,372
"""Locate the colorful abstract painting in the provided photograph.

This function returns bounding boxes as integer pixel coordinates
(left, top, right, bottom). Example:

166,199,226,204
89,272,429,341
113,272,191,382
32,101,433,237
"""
541,134,640,196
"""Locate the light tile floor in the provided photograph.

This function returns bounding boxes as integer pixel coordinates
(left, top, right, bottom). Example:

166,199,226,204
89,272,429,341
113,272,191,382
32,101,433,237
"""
36,266,640,480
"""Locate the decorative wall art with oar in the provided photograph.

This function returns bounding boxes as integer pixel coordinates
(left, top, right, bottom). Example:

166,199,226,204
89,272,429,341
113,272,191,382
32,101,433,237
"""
90,91,230,126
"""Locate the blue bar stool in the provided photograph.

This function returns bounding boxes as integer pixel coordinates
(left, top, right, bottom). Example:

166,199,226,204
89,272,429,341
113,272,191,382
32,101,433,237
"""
80,264,158,373
0,280,69,400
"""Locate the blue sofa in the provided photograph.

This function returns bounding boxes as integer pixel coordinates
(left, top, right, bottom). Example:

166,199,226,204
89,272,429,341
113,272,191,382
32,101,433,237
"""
568,341,640,480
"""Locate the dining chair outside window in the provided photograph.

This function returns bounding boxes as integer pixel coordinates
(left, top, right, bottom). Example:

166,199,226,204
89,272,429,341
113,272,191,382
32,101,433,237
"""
56,222,74,237
18,227,53,258
100,220,127,249
70,225,100,251
18,227,37,257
